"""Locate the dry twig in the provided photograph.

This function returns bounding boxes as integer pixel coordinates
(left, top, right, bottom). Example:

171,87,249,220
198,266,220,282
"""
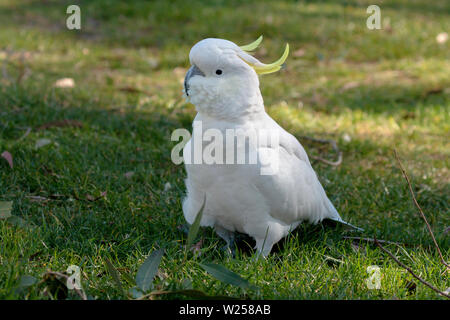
394,150,449,270
37,119,83,131
374,238,449,299
300,135,343,166
117,86,153,96
343,236,403,246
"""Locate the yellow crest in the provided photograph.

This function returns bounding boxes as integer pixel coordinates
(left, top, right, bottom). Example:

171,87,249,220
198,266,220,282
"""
239,36,289,75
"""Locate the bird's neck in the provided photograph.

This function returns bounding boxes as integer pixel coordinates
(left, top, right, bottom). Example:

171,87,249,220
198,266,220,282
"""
194,90,265,123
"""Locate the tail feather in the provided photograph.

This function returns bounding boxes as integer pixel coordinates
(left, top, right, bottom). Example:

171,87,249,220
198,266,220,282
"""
325,200,364,232
328,217,364,232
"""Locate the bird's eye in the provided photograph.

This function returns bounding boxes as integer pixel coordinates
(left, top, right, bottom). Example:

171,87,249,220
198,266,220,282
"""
215,69,223,75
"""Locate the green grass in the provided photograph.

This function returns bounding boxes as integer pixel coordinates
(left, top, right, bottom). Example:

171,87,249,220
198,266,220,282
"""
0,0,449,299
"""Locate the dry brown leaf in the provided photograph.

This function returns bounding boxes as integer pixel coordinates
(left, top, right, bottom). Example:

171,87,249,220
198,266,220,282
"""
1,151,13,169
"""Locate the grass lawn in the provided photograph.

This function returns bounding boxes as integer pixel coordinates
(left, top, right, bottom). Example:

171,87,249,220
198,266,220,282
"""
0,0,449,299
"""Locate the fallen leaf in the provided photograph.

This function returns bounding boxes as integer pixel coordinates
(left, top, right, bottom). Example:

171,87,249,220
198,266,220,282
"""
136,249,164,293
54,78,75,88
13,275,38,295
105,259,124,293
199,263,259,291
1,151,13,169
186,196,206,251
35,139,52,149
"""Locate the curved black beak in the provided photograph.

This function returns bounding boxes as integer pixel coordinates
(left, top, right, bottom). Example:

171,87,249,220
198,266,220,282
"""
184,65,205,96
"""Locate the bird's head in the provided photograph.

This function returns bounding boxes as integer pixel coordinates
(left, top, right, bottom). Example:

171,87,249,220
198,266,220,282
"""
184,36,289,119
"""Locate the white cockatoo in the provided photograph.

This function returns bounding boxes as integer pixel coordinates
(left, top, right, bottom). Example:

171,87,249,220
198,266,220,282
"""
182,36,360,256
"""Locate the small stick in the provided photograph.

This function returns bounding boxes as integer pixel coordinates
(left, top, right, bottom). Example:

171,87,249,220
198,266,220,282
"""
394,150,449,270
343,236,403,246
36,119,83,131
117,86,153,96
300,135,343,166
311,153,342,166
374,238,449,299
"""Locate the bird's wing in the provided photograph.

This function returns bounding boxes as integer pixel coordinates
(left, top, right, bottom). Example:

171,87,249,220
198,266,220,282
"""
253,119,344,225
277,129,363,231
